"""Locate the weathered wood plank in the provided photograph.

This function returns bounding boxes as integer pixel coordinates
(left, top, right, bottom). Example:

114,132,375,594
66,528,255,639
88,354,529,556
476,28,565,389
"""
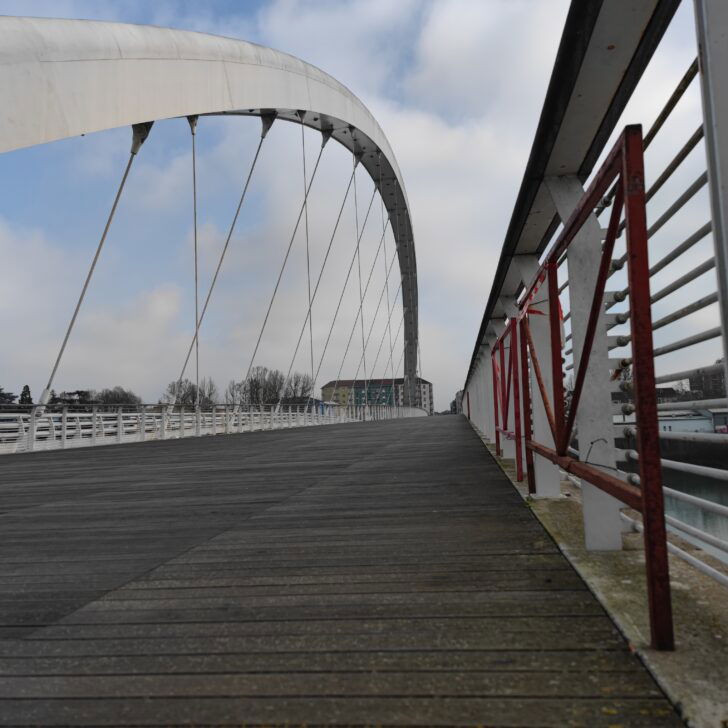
0,416,679,726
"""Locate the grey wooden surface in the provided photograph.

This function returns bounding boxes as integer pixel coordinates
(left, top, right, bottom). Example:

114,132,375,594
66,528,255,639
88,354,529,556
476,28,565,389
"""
0,415,680,726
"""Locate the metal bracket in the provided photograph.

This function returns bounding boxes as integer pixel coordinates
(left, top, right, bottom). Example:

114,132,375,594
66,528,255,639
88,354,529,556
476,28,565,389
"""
131,121,154,154
260,111,277,139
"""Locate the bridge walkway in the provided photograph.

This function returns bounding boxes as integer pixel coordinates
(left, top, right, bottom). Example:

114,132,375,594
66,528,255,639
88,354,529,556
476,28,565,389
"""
0,416,680,726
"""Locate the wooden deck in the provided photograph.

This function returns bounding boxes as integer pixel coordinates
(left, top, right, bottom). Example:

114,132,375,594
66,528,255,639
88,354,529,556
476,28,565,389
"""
0,415,680,726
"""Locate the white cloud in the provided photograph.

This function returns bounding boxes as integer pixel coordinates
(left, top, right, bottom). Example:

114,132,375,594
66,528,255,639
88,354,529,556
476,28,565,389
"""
2,0,709,411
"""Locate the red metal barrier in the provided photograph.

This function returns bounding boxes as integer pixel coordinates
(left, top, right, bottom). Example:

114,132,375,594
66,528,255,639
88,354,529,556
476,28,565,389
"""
490,125,674,650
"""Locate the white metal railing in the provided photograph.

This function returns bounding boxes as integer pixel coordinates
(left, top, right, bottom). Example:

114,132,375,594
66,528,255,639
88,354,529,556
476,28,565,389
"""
0,403,428,455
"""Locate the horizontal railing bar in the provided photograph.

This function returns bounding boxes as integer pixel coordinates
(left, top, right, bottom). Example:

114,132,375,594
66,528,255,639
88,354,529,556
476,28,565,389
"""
649,257,716,304
624,448,728,481
559,468,727,555
645,125,704,205
594,58,699,218
606,324,721,364
612,136,706,241
646,171,708,240
652,326,722,358
656,397,727,412
663,486,728,519
621,513,728,589
643,57,699,149
607,243,713,311
654,362,724,385
649,221,713,278
606,292,717,335
665,515,728,554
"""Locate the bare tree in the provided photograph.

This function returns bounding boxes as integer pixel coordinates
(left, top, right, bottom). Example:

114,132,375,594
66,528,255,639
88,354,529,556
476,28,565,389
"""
197,377,218,408
224,379,244,406
284,373,313,399
160,378,218,407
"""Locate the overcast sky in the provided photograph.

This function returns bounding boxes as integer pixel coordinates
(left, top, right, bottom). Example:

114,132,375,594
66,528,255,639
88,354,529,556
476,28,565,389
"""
0,0,717,410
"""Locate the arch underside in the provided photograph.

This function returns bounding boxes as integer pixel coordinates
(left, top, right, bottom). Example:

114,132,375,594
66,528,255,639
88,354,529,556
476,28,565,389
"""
0,16,419,404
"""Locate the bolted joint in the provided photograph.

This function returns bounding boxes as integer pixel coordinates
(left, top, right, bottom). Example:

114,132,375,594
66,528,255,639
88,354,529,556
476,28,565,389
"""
131,121,154,155
260,111,277,139
320,126,333,148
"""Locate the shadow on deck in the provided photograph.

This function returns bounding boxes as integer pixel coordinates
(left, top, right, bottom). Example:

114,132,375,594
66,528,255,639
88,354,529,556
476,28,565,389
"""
0,416,680,726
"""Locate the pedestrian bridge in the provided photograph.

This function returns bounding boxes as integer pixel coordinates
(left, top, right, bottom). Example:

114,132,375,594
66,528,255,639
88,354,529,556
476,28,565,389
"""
2,1,728,724
0,416,679,726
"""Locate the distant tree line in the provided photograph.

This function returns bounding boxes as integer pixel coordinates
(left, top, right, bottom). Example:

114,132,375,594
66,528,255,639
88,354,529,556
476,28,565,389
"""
0,385,141,406
160,367,314,407
1,367,315,409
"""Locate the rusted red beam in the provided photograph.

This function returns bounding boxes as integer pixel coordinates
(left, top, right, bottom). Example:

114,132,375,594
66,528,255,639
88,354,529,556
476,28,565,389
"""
510,318,523,481
504,338,512,425
522,316,557,443
547,262,566,453
622,125,674,651
519,320,536,494
527,440,642,511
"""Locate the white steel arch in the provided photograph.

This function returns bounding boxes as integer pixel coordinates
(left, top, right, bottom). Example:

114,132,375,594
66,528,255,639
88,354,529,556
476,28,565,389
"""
0,16,419,404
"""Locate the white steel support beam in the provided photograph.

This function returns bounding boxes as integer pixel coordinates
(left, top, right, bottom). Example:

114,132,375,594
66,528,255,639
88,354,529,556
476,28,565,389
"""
484,335,498,441
694,0,728,392
497,297,519,460
546,175,623,550
479,345,494,440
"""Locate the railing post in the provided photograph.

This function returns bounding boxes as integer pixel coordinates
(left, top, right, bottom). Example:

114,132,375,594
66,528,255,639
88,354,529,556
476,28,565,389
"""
61,406,68,449
140,407,146,442
160,408,166,440
510,318,524,482
92,405,98,446
117,406,123,444
546,174,623,549
519,320,536,494
27,406,37,452
622,126,674,650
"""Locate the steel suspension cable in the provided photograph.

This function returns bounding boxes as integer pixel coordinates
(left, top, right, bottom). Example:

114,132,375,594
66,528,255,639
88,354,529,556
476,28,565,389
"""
39,122,153,406
173,122,270,400
329,211,390,403
309,185,378,404
242,137,328,390
349,252,400,391
188,116,200,408
277,166,357,410
377,313,404,406
362,281,402,404
352,155,368,406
